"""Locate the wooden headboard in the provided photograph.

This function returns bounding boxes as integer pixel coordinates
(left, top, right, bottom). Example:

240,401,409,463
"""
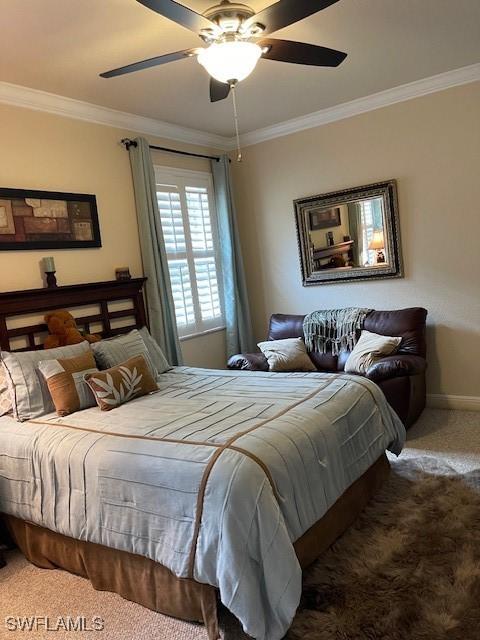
0,278,147,352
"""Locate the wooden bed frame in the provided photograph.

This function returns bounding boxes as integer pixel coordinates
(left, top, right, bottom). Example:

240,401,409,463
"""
0,279,390,639
0,278,147,352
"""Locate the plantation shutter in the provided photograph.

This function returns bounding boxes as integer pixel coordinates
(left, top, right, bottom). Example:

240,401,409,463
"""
155,168,224,338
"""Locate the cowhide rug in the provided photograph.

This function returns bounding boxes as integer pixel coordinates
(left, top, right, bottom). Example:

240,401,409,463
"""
221,457,480,640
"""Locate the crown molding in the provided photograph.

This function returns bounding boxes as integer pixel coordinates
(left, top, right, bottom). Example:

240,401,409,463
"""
233,62,480,148
1,63,479,152
0,80,232,150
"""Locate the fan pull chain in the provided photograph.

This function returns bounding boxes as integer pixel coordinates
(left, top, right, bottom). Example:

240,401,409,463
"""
231,82,242,162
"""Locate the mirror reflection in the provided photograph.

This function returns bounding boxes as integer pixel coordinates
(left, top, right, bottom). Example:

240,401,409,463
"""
294,180,403,286
307,197,388,273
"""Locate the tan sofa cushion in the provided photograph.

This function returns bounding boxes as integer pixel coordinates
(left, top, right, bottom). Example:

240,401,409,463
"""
344,330,402,375
257,338,316,372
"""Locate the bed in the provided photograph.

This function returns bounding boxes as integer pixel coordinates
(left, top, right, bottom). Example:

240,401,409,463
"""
0,279,405,640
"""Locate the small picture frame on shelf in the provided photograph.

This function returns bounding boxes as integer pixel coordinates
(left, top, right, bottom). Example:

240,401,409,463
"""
115,267,132,281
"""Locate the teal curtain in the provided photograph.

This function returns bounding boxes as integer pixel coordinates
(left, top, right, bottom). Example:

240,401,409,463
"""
211,155,255,356
372,197,384,230
347,202,363,267
128,137,183,365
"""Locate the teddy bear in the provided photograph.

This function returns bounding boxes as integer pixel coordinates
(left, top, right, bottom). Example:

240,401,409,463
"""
43,310,101,350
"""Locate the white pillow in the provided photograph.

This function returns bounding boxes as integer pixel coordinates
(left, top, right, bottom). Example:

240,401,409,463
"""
257,337,316,372
344,330,402,375
1,341,91,421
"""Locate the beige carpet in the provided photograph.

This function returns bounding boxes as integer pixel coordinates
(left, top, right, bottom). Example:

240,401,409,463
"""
1,409,479,639
392,408,480,473
0,551,208,640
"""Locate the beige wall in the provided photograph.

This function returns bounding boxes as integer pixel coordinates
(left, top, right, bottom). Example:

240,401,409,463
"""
0,103,142,290
232,82,480,398
0,102,226,367
181,330,227,370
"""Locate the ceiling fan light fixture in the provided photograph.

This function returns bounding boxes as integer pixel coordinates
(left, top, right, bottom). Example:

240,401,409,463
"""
198,41,262,84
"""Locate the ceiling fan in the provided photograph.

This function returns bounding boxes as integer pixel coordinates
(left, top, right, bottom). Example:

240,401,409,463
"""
100,0,347,103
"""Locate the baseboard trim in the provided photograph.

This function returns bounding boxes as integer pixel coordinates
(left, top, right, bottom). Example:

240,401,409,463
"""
427,394,480,412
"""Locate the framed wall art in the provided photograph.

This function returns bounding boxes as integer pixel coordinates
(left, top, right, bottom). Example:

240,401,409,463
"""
308,206,341,230
0,188,101,250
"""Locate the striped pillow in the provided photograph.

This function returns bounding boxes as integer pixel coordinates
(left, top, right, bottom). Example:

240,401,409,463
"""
38,351,98,417
0,364,12,417
1,341,91,421
138,327,171,374
92,329,169,377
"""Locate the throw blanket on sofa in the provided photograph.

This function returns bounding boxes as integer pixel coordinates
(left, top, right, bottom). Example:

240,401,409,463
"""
303,307,372,355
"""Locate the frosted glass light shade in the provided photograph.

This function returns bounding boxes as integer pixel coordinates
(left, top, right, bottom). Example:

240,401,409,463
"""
198,41,262,83
368,230,385,250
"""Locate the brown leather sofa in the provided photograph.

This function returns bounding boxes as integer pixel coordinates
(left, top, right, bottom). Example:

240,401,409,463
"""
228,308,428,428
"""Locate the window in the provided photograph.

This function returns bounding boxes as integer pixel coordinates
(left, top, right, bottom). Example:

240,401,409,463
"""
359,199,375,266
359,197,384,266
155,166,224,339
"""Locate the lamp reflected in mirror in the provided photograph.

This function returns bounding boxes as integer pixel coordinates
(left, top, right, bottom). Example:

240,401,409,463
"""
368,230,385,264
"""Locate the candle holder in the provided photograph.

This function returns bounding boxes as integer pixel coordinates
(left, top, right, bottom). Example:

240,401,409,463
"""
45,271,58,289
42,257,57,288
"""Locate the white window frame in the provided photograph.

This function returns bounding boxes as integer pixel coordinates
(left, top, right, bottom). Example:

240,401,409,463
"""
155,165,225,341
359,199,375,266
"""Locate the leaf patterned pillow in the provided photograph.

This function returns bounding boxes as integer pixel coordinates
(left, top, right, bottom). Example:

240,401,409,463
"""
84,355,158,411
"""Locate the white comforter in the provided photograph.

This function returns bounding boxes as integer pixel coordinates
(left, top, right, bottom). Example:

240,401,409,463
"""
0,367,405,639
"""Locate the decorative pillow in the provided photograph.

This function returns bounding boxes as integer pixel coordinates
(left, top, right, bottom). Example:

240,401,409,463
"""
0,363,13,417
1,341,91,421
257,337,316,372
92,329,168,377
85,355,158,411
138,327,171,373
38,351,98,417
344,330,402,375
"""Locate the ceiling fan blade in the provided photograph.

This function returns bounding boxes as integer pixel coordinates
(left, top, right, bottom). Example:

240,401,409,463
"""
136,0,218,34
100,48,200,78
260,39,347,67
244,0,340,36
210,78,231,103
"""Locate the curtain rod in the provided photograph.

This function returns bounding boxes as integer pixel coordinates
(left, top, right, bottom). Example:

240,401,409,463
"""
121,138,225,163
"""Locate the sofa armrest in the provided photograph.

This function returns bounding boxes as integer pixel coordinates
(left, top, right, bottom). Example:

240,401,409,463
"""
227,352,269,371
366,354,426,382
